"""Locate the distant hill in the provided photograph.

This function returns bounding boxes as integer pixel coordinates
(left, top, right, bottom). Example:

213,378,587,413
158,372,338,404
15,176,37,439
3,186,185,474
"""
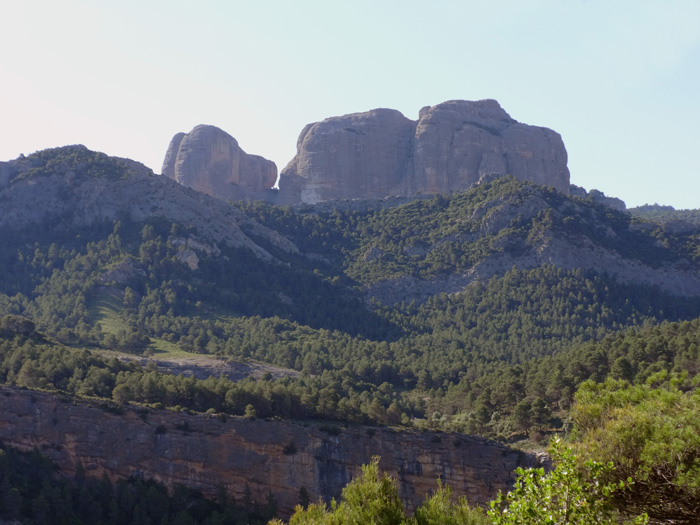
629,203,700,228
238,175,700,304
0,145,294,258
0,145,393,341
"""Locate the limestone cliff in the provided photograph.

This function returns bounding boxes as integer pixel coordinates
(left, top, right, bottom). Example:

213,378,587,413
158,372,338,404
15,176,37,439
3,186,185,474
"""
162,125,277,202
280,99,570,203
0,387,536,517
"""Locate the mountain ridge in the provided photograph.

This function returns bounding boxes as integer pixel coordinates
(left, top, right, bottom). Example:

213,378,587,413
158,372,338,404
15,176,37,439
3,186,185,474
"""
2,142,700,518
161,99,570,204
0,145,297,260
4,145,699,316
236,176,700,305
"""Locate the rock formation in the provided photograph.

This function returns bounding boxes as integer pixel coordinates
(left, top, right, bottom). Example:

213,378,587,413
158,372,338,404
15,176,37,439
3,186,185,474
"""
570,184,627,210
279,99,570,203
162,125,278,201
279,108,415,204
0,145,297,260
0,386,537,517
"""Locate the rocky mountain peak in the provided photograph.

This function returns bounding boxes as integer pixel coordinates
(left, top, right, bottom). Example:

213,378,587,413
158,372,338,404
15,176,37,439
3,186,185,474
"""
163,99,570,206
423,99,515,125
162,124,277,201
280,107,415,204
279,99,570,204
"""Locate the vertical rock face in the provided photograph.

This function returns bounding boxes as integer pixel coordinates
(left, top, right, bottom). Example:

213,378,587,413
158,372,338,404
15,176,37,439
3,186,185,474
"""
0,387,537,518
162,125,277,201
279,99,570,203
281,109,415,204
164,100,569,204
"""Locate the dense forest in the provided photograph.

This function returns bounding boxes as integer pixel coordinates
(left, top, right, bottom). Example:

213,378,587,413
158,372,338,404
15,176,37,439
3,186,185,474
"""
2,149,700,437
629,203,700,226
3,147,700,522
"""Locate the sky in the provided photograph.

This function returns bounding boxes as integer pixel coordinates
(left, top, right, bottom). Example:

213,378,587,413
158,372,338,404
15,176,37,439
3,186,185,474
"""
1,0,698,209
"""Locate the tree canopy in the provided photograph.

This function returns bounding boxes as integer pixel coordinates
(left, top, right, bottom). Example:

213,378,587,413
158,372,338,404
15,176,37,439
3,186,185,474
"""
572,377,700,523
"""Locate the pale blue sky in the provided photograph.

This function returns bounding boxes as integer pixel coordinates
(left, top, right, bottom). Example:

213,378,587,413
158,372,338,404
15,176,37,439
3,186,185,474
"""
1,0,698,208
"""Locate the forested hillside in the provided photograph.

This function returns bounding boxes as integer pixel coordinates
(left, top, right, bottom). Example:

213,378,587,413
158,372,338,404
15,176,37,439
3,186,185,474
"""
2,147,700,443
629,203,700,227
3,146,700,523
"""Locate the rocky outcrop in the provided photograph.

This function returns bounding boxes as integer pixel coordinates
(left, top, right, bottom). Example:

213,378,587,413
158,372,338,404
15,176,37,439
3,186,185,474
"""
280,109,415,204
570,184,626,210
0,387,536,517
280,99,570,203
362,183,700,305
162,125,278,202
0,145,297,260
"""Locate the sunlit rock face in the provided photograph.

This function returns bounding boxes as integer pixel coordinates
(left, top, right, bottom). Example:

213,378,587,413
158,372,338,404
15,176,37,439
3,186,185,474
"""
0,386,539,518
279,99,570,204
411,100,569,194
162,125,277,202
280,108,415,204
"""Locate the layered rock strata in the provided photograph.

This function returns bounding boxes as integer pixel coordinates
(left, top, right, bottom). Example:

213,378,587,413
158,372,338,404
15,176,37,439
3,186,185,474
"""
162,125,278,201
0,387,536,517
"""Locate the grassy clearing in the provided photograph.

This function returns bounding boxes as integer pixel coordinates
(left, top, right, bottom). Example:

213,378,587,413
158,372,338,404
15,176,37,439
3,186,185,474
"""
88,288,192,358
87,289,130,336
147,338,192,358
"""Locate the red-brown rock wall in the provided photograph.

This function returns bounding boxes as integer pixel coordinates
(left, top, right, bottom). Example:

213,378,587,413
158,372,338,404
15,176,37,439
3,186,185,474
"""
0,387,534,517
